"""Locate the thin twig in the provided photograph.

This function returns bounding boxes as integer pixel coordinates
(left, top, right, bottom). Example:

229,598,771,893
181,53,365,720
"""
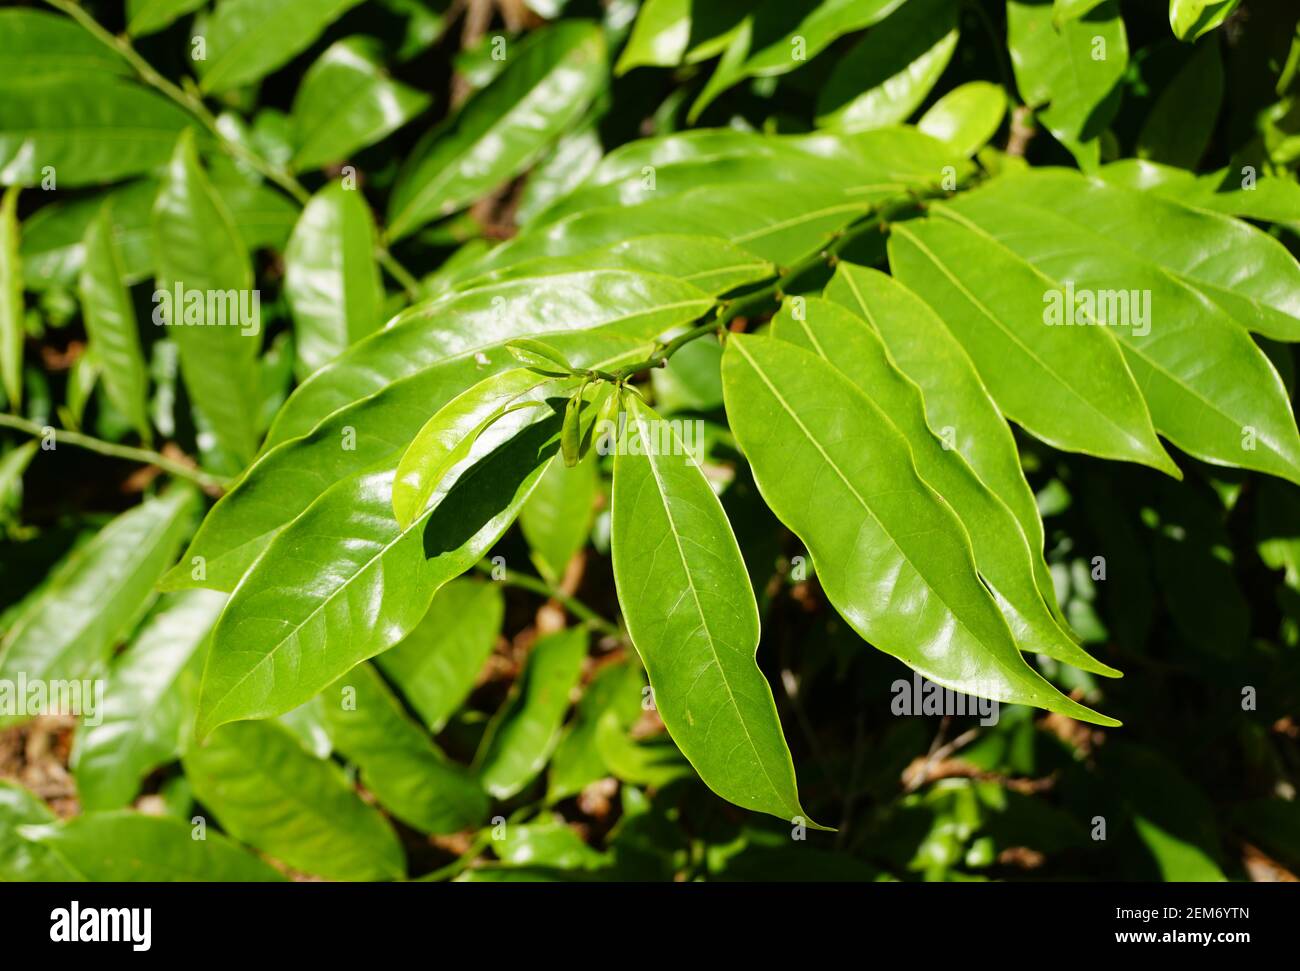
473,559,626,643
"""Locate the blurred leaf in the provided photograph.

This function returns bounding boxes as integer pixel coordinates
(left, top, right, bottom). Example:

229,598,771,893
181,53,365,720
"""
1137,38,1223,168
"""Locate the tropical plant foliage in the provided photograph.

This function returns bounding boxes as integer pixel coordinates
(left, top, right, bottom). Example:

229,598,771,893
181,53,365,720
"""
1,0,1299,882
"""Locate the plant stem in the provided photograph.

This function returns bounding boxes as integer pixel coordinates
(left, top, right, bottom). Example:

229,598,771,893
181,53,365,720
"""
473,560,626,642
0,413,229,490
377,244,423,300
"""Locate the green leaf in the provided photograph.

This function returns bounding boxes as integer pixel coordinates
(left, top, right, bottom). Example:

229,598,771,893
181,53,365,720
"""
1137,37,1223,169
817,0,960,132
1007,0,1127,169
516,123,604,225
1100,160,1300,230
494,814,609,869
721,333,1118,726
21,811,284,881
772,295,1114,675
376,578,504,733
387,22,607,239
0,77,198,187
0,186,19,408
615,0,691,73
0,487,196,718
393,368,574,528
476,627,587,799
506,337,574,372
1053,0,1107,23
283,182,384,379
195,413,565,735
0,781,79,881
887,214,1179,476
196,0,367,94
1169,0,1240,41
520,446,599,583
290,37,431,171
939,172,1300,484
153,129,261,468
126,0,207,36
0,9,130,81
72,590,227,811
917,81,1007,157
823,264,1054,616
324,663,488,834
183,719,404,881
548,661,644,802
78,206,151,440
611,393,822,822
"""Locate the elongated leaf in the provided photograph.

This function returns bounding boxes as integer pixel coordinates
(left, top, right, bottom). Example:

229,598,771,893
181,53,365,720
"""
521,446,599,583
1100,160,1300,230
823,264,1046,595
196,0,366,94
721,334,1117,726
324,663,488,834
1007,0,1127,168
940,173,1300,484
22,811,284,881
615,0,692,73
1137,37,1222,168
476,627,587,799
888,215,1177,475
1053,0,1107,22
377,578,504,733
291,37,431,171
1169,0,1240,41
0,9,130,80
773,297,1111,674
126,0,206,36
516,123,603,225
548,661,644,802
387,22,606,239
153,130,261,468
0,186,19,407
0,77,198,187
73,590,226,811
0,488,195,718
283,182,384,379
493,814,608,870
817,0,959,132
196,413,566,735
612,393,821,821
394,368,572,528
918,82,1007,156
0,782,80,881
183,719,404,880
78,206,150,440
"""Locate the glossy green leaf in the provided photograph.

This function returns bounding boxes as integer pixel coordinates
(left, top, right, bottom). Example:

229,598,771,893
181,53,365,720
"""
196,0,366,94
772,296,1113,675
520,446,599,583
547,661,644,802
1007,0,1127,169
387,22,606,239
0,9,130,81
0,186,19,408
290,37,431,171
0,782,80,881
615,0,691,73
611,393,821,822
78,206,151,440
887,215,1178,476
1169,0,1240,41
918,82,1007,157
324,663,488,834
183,719,404,881
476,627,587,799
377,578,504,733
494,814,608,869
126,0,207,36
0,77,198,187
1137,38,1222,169
283,182,384,379
153,130,261,468
940,172,1300,484
721,333,1118,726
515,123,603,225
22,811,284,881
195,412,566,735
1099,160,1300,231
506,337,574,372
73,590,226,811
1053,0,1107,22
0,487,195,718
817,0,959,132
